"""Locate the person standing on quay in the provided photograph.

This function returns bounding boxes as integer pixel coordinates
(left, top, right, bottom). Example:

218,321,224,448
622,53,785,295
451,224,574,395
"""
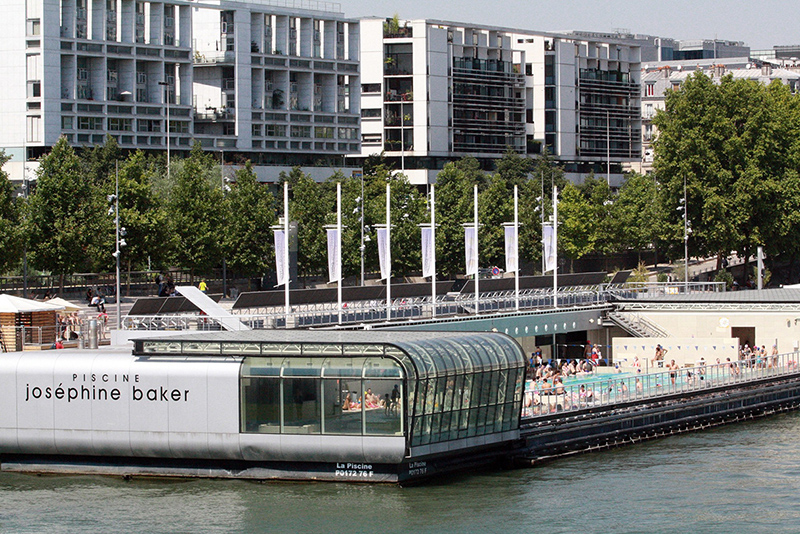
199,280,208,293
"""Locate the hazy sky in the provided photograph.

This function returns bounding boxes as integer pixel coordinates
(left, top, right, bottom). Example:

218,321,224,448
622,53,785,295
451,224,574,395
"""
342,0,797,50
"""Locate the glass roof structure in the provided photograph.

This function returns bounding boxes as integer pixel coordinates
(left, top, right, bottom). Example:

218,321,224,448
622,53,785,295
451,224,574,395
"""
132,330,524,381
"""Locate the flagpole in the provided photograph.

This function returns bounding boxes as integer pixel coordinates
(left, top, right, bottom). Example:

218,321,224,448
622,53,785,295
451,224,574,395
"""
474,184,479,316
337,182,342,324
431,184,436,318
553,185,558,309
514,184,519,312
386,183,391,321
284,181,290,326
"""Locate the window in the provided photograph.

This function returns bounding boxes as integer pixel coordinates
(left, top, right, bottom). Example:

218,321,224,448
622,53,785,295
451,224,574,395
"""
61,116,74,129
361,108,380,118
645,83,655,96
645,103,654,118
338,127,358,140
77,116,103,130
27,81,41,98
314,126,333,138
252,124,262,137
291,125,311,138
265,125,285,137
108,117,132,131
27,19,41,36
362,83,381,94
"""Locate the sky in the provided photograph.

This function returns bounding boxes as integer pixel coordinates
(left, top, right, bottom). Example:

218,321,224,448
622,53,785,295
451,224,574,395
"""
341,0,798,50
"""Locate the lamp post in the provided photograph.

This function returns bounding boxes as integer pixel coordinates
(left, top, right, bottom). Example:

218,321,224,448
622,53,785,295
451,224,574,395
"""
158,80,171,181
683,175,689,293
606,109,611,184
359,171,365,286
110,162,126,330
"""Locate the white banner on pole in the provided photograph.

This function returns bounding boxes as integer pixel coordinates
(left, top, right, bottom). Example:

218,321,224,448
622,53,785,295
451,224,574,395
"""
377,227,390,280
421,226,434,278
543,225,556,273
274,229,286,286
504,225,518,273
464,226,478,275
326,228,341,283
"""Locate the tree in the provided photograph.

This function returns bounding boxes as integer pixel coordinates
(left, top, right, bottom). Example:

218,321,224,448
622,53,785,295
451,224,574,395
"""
284,167,331,282
557,183,596,272
0,151,22,274
166,143,224,280
220,162,276,282
110,151,171,277
434,157,487,277
611,172,662,262
478,174,513,268
26,137,107,290
652,72,798,281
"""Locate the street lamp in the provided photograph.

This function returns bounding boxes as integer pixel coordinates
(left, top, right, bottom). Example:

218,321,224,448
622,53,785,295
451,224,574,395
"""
678,175,690,292
110,162,127,329
158,80,171,181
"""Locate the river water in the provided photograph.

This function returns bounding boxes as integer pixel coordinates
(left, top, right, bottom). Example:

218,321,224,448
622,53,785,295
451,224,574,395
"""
2,412,800,533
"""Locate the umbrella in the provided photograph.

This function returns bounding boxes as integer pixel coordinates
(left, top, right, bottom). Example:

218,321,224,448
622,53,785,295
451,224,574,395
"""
0,294,65,313
46,297,83,313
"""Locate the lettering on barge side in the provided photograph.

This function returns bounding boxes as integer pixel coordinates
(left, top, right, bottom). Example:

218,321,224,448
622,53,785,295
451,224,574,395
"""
22,372,190,404
334,462,374,478
407,460,428,477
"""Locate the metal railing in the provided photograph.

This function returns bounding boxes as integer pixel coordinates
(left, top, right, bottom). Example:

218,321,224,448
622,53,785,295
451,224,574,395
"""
122,282,721,332
521,351,800,419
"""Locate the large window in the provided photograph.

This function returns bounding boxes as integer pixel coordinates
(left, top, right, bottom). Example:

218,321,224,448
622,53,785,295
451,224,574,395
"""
240,355,404,436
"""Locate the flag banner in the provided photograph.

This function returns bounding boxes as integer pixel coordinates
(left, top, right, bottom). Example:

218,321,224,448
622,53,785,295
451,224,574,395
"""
543,225,556,272
326,228,341,283
274,229,286,286
464,226,478,275
504,225,519,273
421,226,434,278
377,227,390,280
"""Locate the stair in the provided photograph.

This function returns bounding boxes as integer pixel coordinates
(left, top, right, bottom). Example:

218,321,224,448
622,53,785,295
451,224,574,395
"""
606,311,669,338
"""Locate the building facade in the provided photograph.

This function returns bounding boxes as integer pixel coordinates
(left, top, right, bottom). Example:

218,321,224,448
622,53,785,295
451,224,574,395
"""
1,0,360,182
357,18,642,186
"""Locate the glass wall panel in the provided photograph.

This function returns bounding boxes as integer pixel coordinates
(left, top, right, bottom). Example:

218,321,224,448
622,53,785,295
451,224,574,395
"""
322,357,366,377
322,378,362,434
243,356,283,376
283,378,321,434
282,357,325,376
364,379,402,435
241,377,281,433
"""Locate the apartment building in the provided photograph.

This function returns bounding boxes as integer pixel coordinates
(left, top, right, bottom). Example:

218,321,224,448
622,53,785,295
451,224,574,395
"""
357,18,642,186
1,0,360,182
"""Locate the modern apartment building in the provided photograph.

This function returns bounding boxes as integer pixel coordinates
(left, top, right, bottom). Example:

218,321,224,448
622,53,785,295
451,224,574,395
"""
1,0,360,182
357,18,642,186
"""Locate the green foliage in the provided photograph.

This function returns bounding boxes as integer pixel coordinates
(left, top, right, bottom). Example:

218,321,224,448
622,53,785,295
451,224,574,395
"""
222,162,277,277
166,143,224,278
283,167,331,280
653,72,800,280
0,151,22,274
27,138,107,285
557,183,596,270
714,269,734,289
111,151,171,272
628,262,650,283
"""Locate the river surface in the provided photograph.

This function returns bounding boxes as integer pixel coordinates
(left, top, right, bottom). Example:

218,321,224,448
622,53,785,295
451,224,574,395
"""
2,412,800,533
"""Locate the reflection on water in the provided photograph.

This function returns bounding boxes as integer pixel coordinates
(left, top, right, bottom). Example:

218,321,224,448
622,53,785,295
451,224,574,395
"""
3,412,800,533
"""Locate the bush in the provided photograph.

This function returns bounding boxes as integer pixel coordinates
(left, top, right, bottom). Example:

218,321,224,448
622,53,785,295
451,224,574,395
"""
715,269,734,289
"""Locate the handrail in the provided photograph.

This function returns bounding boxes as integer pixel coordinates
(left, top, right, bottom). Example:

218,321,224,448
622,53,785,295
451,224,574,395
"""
522,351,800,421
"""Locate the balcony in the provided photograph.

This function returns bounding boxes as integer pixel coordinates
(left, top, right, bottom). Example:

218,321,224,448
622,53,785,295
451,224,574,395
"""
194,108,235,121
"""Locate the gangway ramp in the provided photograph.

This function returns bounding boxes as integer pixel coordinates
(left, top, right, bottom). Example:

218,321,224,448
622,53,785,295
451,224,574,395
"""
176,286,250,331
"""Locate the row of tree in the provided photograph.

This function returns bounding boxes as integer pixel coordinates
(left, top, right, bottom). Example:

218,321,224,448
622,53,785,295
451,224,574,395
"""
4,70,798,289
0,137,663,288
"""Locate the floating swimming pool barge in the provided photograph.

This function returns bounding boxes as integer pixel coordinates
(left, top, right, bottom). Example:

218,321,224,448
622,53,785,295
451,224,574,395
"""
514,365,800,466
3,329,800,484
